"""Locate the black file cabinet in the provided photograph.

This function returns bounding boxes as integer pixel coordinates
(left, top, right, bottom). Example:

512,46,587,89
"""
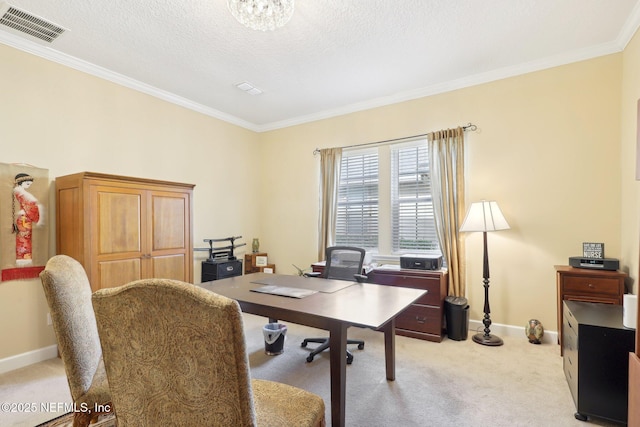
201,259,243,282
563,300,635,424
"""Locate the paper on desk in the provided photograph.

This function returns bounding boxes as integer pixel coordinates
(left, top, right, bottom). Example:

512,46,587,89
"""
250,285,318,298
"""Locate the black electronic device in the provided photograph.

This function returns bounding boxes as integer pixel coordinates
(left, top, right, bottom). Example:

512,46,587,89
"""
400,254,443,270
568,256,619,271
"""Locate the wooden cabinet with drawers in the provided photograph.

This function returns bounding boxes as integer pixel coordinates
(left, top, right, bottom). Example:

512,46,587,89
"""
555,265,627,354
245,253,276,274
311,263,448,342
368,267,448,342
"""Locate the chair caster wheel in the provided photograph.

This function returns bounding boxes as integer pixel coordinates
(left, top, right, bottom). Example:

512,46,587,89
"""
574,412,588,422
301,341,308,348
346,356,353,365
357,343,364,350
306,355,314,363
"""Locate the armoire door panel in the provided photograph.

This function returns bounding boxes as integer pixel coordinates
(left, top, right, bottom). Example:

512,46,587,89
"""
97,258,141,289
95,190,143,255
57,187,82,261
151,254,186,281
152,193,188,251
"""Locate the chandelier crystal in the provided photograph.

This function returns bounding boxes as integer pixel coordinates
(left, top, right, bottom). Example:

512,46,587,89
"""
227,0,294,31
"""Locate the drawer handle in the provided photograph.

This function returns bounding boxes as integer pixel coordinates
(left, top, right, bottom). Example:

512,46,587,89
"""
415,316,426,324
587,283,595,288
226,266,234,271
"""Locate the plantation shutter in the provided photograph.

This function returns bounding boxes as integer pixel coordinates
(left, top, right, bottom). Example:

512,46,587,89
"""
335,149,379,249
391,142,439,253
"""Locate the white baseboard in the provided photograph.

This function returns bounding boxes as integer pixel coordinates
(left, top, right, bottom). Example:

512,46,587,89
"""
0,345,58,375
469,320,558,345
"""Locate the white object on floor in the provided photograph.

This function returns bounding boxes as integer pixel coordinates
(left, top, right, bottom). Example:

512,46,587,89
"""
624,294,638,329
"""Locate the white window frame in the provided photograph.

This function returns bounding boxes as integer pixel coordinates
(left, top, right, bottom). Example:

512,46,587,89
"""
336,139,441,259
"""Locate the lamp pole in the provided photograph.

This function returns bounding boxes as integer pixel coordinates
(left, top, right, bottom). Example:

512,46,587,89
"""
472,230,503,346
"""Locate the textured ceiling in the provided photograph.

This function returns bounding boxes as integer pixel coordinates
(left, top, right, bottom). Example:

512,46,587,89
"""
1,0,639,131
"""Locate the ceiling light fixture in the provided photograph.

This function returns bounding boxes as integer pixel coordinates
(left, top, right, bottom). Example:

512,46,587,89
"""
227,0,294,31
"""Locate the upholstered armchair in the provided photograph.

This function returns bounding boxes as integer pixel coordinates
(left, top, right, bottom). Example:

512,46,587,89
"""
92,278,325,426
39,255,112,427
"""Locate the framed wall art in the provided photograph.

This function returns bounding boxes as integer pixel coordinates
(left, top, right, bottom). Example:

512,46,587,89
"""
0,163,49,282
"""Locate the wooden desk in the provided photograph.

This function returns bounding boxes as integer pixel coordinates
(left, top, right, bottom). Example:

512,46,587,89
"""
198,272,427,427
312,262,448,342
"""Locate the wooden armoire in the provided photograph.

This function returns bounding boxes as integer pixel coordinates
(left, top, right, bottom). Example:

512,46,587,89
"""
55,172,194,291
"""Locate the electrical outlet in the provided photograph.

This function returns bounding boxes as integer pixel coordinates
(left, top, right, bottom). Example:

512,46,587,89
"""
47,312,52,326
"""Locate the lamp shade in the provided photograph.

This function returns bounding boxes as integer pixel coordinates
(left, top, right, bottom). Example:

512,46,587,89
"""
460,200,510,232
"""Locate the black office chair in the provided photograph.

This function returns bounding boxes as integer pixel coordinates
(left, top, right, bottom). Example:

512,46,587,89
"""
301,246,367,364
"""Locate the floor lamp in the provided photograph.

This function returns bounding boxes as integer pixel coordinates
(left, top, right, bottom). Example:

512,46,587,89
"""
460,200,510,346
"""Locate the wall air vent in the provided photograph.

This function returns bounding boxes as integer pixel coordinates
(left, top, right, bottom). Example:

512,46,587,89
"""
0,3,67,43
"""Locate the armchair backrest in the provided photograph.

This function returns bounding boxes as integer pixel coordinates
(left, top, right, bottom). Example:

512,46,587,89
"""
92,278,256,426
39,255,105,402
323,246,366,281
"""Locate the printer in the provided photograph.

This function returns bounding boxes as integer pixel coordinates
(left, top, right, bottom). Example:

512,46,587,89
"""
400,254,443,270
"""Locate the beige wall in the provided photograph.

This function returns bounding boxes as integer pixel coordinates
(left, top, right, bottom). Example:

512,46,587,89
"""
621,30,640,295
0,44,262,359
259,54,624,335
0,34,632,361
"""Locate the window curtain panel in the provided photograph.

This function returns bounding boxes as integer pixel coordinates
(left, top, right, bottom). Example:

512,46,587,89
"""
0,163,49,282
427,128,466,297
317,147,342,260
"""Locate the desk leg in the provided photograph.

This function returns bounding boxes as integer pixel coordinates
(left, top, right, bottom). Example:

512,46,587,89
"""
382,318,396,380
329,322,347,427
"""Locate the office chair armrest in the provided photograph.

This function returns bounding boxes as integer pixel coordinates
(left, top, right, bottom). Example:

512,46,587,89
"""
354,274,368,283
304,272,322,278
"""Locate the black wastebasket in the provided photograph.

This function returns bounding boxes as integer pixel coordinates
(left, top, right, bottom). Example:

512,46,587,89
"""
263,323,287,355
445,296,469,341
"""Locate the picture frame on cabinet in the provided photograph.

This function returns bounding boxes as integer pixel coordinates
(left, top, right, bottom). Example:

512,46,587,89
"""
582,242,604,259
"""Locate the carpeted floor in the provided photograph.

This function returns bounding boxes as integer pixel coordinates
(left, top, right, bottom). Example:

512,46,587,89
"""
34,412,115,427
2,313,623,426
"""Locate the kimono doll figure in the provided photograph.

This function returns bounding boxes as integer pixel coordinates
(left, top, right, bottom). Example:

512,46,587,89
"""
12,173,43,266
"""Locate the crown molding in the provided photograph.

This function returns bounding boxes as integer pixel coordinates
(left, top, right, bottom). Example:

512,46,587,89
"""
0,31,261,132
256,39,626,132
2,6,640,135
617,0,640,50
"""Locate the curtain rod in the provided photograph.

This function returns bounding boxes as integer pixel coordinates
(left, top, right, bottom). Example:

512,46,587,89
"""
312,122,477,155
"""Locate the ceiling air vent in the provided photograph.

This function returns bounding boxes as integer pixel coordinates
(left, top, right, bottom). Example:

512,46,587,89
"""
0,3,67,43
